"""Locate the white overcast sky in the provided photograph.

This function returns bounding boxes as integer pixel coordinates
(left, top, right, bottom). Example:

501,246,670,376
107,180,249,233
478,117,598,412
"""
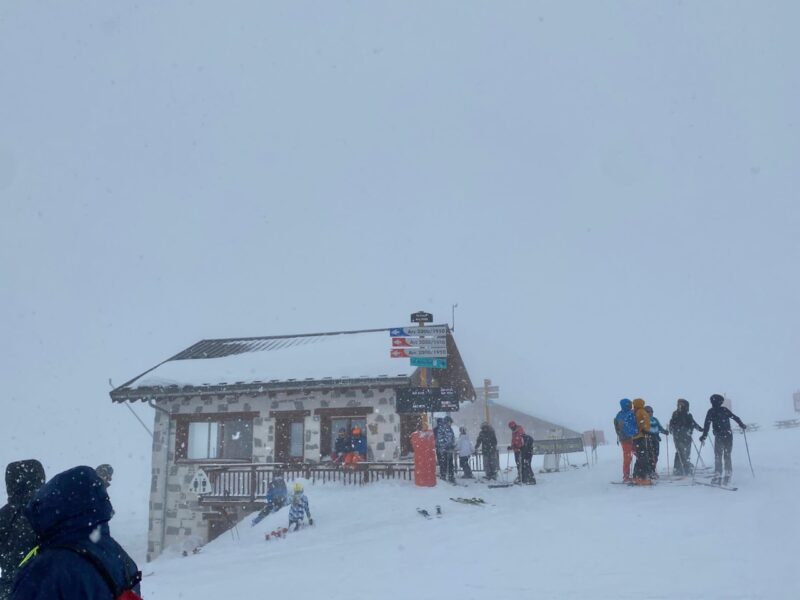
1,2,799,475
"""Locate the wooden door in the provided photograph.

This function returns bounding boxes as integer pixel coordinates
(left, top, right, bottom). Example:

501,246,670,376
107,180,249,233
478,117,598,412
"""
400,413,424,456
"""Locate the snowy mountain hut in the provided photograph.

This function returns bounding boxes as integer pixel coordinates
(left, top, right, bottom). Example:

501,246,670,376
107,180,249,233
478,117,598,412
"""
110,327,475,560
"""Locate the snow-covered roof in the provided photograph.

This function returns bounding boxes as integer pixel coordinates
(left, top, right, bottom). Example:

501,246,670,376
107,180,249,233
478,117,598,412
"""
111,328,426,401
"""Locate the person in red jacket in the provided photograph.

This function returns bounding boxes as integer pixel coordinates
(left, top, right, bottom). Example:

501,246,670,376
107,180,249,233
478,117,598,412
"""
507,421,535,484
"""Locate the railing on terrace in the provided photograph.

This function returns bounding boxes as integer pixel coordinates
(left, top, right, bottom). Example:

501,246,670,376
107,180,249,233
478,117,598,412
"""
199,454,487,503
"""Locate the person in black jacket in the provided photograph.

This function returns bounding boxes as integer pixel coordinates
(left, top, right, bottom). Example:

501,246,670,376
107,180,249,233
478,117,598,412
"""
11,466,140,600
699,394,746,485
669,399,703,476
474,422,498,480
0,460,45,600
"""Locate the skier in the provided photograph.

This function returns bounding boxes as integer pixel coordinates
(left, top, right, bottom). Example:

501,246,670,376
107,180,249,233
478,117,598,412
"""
668,399,703,476
613,399,638,483
331,428,350,464
251,470,288,526
94,464,113,489
435,417,456,483
288,483,313,531
456,427,474,479
631,399,652,485
645,406,669,478
0,460,45,600
699,394,746,485
474,422,498,480
507,422,535,484
10,466,141,600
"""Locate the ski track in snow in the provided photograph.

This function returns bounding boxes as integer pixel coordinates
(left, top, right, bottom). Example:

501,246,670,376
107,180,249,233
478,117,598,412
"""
114,428,800,600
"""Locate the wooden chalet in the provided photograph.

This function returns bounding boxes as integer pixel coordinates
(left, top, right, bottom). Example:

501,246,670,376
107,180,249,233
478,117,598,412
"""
110,327,474,560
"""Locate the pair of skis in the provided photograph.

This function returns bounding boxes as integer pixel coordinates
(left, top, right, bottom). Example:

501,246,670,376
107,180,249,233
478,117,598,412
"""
449,497,486,506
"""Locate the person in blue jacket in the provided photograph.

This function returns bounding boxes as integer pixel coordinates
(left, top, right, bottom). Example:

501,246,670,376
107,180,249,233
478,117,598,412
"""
251,470,288,526
613,399,638,482
11,465,140,600
645,406,669,478
435,416,456,483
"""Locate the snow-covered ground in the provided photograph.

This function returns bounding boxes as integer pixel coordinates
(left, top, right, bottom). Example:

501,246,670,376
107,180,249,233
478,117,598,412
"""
130,427,800,600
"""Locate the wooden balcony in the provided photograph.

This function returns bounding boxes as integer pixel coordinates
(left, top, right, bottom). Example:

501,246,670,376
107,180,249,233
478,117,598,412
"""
197,455,487,503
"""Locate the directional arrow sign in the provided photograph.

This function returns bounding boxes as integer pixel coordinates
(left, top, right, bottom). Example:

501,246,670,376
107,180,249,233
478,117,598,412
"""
410,357,448,368
390,326,448,338
390,348,448,358
392,337,447,348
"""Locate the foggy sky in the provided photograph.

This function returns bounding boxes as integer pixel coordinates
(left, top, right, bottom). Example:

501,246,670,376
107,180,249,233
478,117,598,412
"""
2,2,799,481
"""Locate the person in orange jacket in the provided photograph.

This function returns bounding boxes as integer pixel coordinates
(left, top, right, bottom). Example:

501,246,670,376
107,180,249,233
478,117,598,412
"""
631,398,652,484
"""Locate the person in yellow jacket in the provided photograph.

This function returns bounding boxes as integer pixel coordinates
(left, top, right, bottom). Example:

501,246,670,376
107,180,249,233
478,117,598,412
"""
631,398,652,484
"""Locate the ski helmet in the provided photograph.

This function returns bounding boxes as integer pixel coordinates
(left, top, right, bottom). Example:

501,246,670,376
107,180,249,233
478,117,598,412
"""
352,426,361,436
677,399,689,411
645,406,653,415
710,394,724,407
508,421,517,429
293,482,303,493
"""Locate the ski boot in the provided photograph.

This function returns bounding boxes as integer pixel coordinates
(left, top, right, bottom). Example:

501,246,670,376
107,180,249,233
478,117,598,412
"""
710,474,722,486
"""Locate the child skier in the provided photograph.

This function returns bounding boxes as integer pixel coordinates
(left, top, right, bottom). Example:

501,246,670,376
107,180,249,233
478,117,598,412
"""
645,406,668,478
613,399,638,483
251,470,288,526
699,394,746,485
456,426,474,479
668,399,703,476
288,482,313,531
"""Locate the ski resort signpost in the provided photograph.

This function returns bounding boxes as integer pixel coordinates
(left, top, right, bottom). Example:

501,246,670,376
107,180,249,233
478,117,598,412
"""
396,387,459,413
389,314,448,370
531,438,585,455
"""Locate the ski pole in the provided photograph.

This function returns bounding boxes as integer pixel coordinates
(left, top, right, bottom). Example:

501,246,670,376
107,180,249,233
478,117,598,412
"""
742,429,755,478
692,439,707,469
691,441,704,485
666,435,670,478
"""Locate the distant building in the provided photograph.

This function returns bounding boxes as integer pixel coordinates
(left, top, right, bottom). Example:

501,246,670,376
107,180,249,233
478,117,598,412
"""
451,400,581,446
582,430,606,446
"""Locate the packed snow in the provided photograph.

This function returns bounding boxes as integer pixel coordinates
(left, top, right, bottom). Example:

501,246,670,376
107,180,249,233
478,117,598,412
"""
120,427,800,600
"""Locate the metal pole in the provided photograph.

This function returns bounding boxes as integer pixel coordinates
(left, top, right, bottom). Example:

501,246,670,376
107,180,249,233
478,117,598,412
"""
666,434,670,477
742,429,755,478
691,441,704,485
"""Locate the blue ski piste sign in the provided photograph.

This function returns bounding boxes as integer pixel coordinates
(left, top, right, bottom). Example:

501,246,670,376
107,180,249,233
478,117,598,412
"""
396,387,459,413
390,326,448,337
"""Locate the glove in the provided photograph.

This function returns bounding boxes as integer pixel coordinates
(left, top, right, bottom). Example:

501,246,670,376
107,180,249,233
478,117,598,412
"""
699,435,706,443
741,424,747,431
309,518,314,526
507,445,512,451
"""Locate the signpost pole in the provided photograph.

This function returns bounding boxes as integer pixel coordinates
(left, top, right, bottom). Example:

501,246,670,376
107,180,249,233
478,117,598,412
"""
484,378,491,424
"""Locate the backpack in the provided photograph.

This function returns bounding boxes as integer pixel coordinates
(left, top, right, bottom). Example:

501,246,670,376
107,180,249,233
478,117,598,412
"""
522,434,534,452
53,545,142,599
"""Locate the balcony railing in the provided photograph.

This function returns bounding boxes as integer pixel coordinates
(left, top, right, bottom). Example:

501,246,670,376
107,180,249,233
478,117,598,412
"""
198,454,487,503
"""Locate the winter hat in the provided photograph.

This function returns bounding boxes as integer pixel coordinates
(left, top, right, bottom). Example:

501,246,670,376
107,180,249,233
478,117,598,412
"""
508,421,517,429
677,399,689,410
645,406,653,415
352,426,362,436
444,416,453,424
5,459,45,504
619,399,632,410
710,394,724,407
25,466,113,542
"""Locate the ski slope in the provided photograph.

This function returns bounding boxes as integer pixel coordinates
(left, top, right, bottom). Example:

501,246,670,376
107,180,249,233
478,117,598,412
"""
135,427,800,600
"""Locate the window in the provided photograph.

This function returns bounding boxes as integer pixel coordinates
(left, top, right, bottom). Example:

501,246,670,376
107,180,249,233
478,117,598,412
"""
328,417,367,455
316,406,373,457
175,413,256,461
188,422,219,459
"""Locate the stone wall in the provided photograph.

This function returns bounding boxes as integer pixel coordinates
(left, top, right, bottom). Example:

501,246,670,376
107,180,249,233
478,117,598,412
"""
146,387,399,561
